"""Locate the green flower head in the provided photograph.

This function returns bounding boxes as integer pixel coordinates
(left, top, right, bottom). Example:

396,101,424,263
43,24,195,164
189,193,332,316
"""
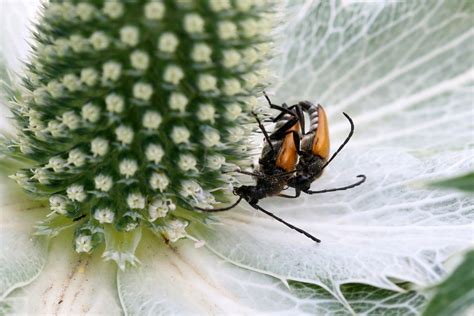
3,0,276,268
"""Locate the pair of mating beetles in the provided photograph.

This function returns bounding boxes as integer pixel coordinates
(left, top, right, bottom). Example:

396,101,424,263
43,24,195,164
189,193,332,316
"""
198,93,366,243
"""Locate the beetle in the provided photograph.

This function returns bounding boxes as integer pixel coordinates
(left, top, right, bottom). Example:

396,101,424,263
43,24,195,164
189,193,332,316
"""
196,94,366,243
197,105,322,243
265,97,366,199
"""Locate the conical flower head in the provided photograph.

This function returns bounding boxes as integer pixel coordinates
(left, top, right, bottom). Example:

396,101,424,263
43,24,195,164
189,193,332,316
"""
4,0,276,265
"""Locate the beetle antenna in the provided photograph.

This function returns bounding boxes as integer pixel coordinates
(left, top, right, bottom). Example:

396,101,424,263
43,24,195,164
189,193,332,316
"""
252,203,321,243
196,196,243,212
306,175,366,194
322,112,354,170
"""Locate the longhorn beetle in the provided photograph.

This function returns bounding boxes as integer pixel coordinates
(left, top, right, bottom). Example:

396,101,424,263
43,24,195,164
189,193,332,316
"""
197,101,322,242
264,94,367,199
197,93,366,243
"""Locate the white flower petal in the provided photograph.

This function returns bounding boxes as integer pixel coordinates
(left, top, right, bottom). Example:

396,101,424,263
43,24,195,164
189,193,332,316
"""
195,148,473,305
118,236,427,314
1,235,121,314
0,178,48,301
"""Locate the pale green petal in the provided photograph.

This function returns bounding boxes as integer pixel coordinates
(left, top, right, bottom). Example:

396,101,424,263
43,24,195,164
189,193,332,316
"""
1,233,122,314
193,147,473,305
274,0,473,151
0,173,48,301
192,0,473,302
118,234,428,315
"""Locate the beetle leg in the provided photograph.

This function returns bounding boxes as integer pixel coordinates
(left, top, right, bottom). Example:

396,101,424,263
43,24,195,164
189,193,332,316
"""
278,189,301,199
290,130,305,156
294,104,305,135
269,116,299,140
224,169,266,178
263,91,297,118
271,104,297,122
304,175,366,194
195,196,243,212
251,111,275,152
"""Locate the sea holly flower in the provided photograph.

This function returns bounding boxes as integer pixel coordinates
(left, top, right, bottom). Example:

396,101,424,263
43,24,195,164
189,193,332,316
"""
0,0,472,315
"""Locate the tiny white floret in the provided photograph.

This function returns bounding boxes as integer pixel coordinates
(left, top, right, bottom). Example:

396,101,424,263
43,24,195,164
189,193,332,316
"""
47,156,66,172
158,32,179,53
62,111,81,130
48,120,65,138
218,21,238,40
163,219,188,242
47,80,64,98
81,103,101,123
148,198,173,221
127,193,146,209
67,184,87,202
240,19,259,38
225,103,242,121
222,50,241,69
197,104,215,122
163,65,184,85
242,72,258,90
61,2,76,20
145,144,164,164
245,95,259,111
171,126,190,144
106,93,125,113
222,79,242,96
169,93,188,113
133,82,154,101
144,1,165,20
130,50,149,70
207,155,226,170
120,26,140,47
76,3,95,21
119,159,138,178
28,115,43,131
125,222,138,232
180,180,202,198
227,127,245,142
81,68,99,86
94,208,115,224
33,87,48,105
75,235,93,253
198,74,217,92
178,154,197,171
209,0,231,12
62,74,81,92
91,137,109,156
90,31,110,51
191,43,212,63
46,3,62,18
150,172,169,191
31,168,49,184
94,174,113,192
242,48,258,65
183,14,205,34
102,62,122,82
49,195,68,214
142,111,162,130
236,0,252,11
68,149,86,167
69,35,88,53
115,125,134,145
201,127,221,147
103,1,124,19
54,38,69,56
